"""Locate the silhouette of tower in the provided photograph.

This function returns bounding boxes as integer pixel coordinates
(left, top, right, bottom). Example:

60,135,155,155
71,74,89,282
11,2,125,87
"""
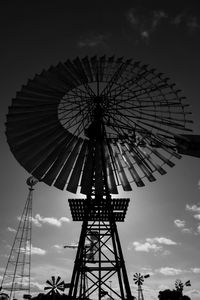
5,56,198,299
0,177,38,300
133,273,150,300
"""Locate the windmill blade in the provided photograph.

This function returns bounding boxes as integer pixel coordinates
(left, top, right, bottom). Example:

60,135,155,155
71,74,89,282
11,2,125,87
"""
46,280,53,286
51,276,56,285
44,287,52,290
57,281,65,291
185,280,191,286
55,276,61,285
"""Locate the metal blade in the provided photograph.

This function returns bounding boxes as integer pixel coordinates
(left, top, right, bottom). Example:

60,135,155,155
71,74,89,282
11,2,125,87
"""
56,276,61,285
54,138,83,190
67,140,88,193
52,276,55,285
46,280,53,286
42,136,77,186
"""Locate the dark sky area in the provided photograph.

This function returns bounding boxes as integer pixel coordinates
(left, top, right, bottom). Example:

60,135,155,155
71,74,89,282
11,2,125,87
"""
0,1,200,299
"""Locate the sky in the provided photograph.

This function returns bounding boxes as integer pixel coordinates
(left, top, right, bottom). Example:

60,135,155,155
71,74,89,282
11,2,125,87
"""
0,1,200,299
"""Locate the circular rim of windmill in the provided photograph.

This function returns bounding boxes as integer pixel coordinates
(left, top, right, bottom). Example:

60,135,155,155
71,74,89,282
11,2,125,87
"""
5,56,193,193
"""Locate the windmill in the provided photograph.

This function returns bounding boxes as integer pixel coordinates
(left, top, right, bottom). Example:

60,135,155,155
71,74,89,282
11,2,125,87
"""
44,276,65,296
0,176,38,300
175,279,191,295
5,56,199,300
133,273,150,300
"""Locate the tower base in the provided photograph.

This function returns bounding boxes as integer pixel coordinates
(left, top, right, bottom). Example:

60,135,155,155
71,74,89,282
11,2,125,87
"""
68,197,132,300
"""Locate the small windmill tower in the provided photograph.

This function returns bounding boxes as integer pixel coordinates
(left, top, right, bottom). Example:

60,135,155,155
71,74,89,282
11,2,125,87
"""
133,273,150,300
175,279,191,296
0,177,38,300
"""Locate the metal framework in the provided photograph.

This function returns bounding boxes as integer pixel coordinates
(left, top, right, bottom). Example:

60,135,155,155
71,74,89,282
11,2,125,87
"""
133,273,150,300
0,177,37,300
5,56,196,300
69,197,130,299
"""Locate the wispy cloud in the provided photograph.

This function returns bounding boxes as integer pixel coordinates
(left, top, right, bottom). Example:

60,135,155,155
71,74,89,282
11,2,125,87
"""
133,241,162,252
126,6,200,42
174,218,193,234
185,203,200,234
53,244,63,250
78,33,109,48
174,219,185,228
172,13,200,32
186,204,200,212
198,179,200,189
146,237,177,245
191,267,200,274
126,8,167,41
156,267,184,276
32,214,70,227
31,245,46,255
132,237,177,253
20,244,46,255
7,226,17,233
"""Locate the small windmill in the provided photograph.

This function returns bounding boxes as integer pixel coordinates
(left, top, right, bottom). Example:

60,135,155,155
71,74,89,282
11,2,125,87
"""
133,273,150,300
44,276,65,296
175,279,191,295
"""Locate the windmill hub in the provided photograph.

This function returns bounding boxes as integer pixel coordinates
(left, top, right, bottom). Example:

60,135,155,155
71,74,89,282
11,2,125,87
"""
93,95,103,104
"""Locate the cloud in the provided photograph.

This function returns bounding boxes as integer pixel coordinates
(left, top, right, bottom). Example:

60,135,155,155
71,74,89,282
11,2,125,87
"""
194,214,200,220
157,267,183,276
126,7,200,43
126,8,167,41
191,268,200,274
197,225,200,234
187,16,200,31
32,214,70,227
174,219,185,228
78,34,109,48
172,13,200,32
132,237,177,253
186,204,200,212
183,204,200,234
146,237,177,245
20,244,46,255
31,245,46,255
174,219,192,233
53,244,63,250
7,226,17,233
133,241,162,252
198,179,200,189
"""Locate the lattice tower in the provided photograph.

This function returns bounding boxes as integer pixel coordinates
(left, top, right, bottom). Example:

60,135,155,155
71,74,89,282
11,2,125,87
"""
0,177,38,300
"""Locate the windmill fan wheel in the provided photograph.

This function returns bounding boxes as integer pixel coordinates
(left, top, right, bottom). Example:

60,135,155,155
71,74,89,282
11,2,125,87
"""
5,56,193,194
44,276,65,295
133,273,144,286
